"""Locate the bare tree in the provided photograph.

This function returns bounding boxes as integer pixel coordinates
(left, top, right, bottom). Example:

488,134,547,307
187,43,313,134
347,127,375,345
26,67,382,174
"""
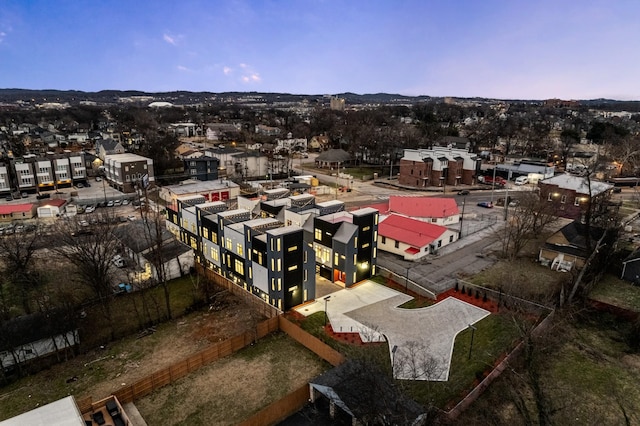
0,227,43,314
50,211,122,339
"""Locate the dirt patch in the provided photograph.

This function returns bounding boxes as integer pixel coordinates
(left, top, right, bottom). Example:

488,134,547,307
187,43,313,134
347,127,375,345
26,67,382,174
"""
135,333,329,425
82,292,263,399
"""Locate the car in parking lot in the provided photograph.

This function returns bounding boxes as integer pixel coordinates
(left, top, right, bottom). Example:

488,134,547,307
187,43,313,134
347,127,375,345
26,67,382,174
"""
36,193,51,200
84,181,91,187
113,199,122,207
76,182,84,188
107,200,114,207
477,201,494,208
122,199,130,206
95,176,102,182
457,190,470,196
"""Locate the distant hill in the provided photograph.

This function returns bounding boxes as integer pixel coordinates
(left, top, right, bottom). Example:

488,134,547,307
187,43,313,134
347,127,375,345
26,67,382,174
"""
0,89,638,110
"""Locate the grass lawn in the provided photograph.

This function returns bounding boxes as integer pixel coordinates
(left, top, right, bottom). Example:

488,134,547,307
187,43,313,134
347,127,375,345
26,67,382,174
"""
589,273,640,312
463,258,567,304
292,307,525,411
80,275,204,348
403,313,523,409
135,333,331,426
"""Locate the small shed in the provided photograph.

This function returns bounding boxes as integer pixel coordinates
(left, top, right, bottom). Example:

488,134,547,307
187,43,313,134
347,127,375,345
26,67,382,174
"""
37,199,67,218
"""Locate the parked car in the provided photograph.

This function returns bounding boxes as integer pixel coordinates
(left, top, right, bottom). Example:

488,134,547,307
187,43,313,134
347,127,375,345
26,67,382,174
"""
514,176,529,185
107,200,114,207
76,182,84,188
113,282,133,296
84,181,91,187
457,190,470,196
113,199,122,207
36,193,51,200
613,187,622,193
477,201,494,208
21,192,28,198
122,199,130,206
95,176,102,182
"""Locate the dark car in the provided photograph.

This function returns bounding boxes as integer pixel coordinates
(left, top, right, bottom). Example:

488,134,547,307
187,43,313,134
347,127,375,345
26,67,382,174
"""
457,190,470,196
613,187,622,193
477,201,494,208
36,193,51,200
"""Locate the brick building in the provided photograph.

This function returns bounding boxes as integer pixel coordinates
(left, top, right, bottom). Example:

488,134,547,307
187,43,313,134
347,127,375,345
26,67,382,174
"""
398,148,478,188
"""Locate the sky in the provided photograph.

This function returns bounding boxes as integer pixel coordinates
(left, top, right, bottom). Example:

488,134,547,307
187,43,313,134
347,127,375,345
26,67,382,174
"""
1,0,639,100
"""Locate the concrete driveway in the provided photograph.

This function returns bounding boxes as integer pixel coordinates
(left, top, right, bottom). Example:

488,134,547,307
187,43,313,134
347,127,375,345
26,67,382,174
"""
295,281,490,381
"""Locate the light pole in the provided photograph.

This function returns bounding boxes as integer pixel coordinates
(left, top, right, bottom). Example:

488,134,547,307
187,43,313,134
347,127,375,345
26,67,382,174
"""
490,166,497,203
323,295,331,327
391,344,398,378
467,324,477,360
404,267,409,293
459,196,466,238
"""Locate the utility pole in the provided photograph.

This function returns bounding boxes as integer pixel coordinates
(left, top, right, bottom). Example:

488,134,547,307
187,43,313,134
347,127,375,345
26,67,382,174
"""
459,196,466,238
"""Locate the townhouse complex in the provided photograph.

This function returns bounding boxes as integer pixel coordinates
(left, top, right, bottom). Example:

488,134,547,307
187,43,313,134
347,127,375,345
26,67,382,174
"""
166,193,379,311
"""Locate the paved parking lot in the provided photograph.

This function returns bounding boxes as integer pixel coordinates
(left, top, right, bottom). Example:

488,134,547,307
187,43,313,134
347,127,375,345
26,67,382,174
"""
295,281,489,381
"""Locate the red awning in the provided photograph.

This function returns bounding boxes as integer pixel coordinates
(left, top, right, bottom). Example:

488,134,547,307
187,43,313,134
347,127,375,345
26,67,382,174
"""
404,247,420,255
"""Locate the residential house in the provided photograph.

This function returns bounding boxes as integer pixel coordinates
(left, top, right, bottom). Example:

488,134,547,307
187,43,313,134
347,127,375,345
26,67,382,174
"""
0,164,10,196
95,139,125,161
538,174,613,220
308,134,330,152
378,214,457,260
538,220,605,271
314,149,352,169
113,220,194,283
36,199,66,219
621,249,640,284
375,195,460,227
399,148,479,188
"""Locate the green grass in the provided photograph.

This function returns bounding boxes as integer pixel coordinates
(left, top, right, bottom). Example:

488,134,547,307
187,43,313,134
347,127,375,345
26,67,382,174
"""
589,274,640,312
294,308,525,411
403,313,523,409
80,275,203,347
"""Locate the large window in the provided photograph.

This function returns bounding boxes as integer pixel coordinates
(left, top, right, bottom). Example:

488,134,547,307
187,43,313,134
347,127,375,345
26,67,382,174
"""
235,259,244,275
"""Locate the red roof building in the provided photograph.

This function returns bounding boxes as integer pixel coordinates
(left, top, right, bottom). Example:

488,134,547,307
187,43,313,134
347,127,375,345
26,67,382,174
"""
0,203,37,222
357,196,460,227
378,214,458,260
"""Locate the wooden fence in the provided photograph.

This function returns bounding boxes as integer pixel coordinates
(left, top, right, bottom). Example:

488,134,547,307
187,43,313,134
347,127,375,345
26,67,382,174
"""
77,316,279,413
197,263,281,319
238,384,310,426
278,316,345,367
443,310,556,421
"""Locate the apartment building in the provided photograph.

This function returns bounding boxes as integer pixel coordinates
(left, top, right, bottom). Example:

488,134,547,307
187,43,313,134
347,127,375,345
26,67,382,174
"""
399,148,479,188
103,153,154,193
167,194,378,310
4,152,87,194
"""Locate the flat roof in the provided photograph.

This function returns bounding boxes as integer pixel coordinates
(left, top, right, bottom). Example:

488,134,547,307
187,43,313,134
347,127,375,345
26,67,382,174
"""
0,396,85,426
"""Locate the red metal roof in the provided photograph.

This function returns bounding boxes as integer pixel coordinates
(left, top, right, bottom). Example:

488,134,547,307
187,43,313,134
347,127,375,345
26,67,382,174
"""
388,196,459,218
0,204,34,215
404,247,420,254
40,199,66,208
379,214,447,248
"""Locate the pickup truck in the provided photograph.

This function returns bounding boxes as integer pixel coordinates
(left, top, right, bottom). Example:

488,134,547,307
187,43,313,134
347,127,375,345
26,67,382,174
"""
478,175,507,187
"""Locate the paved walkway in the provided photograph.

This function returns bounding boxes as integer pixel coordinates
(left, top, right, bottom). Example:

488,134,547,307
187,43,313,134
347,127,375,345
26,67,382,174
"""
295,281,489,381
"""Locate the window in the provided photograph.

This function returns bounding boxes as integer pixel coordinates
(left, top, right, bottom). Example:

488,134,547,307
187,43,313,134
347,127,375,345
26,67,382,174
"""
288,265,298,271
226,237,232,250
547,193,552,201
314,228,322,240
334,252,339,265
438,240,442,248
450,235,454,243
395,241,399,249
211,247,219,262
381,236,386,244
362,226,370,232
561,195,566,204
410,169,413,175
288,245,298,252
235,259,244,275
574,198,580,206
236,243,243,256
277,258,281,271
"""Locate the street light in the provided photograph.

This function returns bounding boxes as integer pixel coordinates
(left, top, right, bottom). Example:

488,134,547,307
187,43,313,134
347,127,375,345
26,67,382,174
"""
459,196,466,238
323,295,331,327
467,324,477,360
391,344,398,377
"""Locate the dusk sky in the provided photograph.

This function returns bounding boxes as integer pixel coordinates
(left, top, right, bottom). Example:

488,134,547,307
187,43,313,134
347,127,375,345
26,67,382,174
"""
1,0,639,100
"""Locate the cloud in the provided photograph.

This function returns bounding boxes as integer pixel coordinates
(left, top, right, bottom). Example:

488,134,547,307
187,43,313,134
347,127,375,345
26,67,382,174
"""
0,31,5,43
223,63,261,84
177,65,190,72
163,33,184,46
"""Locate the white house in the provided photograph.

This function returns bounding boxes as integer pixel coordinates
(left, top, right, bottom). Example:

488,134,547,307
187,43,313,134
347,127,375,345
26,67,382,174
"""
377,214,458,260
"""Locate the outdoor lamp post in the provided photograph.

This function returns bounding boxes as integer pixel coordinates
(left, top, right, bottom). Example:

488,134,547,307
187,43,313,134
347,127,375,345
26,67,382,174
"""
391,345,398,377
459,196,466,238
468,324,477,360
323,295,331,327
